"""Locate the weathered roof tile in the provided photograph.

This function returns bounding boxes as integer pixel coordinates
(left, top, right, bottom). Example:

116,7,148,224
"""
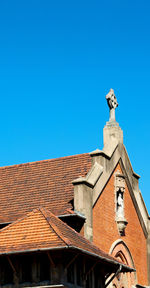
0,153,91,224
0,207,133,272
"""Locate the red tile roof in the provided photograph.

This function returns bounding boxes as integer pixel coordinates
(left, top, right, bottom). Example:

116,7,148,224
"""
0,207,133,272
0,153,91,224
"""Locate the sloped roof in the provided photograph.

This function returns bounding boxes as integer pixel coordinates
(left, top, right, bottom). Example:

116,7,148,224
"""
0,207,133,272
0,153,91,224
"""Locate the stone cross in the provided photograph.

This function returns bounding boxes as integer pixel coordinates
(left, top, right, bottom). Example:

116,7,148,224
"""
106,89,118,122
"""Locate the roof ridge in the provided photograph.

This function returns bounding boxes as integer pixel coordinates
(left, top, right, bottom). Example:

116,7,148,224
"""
40,207,71,246
39,208,111,255
0,207,71,247
40,209,120,261
0,153,90,170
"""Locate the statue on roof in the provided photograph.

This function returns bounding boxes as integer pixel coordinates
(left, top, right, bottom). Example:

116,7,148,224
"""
106,89,118,122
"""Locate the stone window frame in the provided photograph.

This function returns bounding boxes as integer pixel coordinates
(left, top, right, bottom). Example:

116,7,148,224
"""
109,239,137,287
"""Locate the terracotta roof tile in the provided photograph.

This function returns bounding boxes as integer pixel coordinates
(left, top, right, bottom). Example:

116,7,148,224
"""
0,208,66,253
0,153,91,224
0,207,133,272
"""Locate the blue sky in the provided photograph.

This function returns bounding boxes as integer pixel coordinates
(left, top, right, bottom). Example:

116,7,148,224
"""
0,1,150,213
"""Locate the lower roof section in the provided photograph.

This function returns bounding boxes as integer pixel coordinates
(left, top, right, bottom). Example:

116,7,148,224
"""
0,207,134,273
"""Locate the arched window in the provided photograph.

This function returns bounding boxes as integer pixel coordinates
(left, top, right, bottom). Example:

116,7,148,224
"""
109,240,137,288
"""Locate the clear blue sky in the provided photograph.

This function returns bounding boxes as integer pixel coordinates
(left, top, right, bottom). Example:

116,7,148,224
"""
0,1,150,213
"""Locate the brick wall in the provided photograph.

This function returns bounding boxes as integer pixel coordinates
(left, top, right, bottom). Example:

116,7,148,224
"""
93,163,148,286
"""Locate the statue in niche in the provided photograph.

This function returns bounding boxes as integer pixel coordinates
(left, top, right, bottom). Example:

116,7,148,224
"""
115,174,128,235
117,191,124,218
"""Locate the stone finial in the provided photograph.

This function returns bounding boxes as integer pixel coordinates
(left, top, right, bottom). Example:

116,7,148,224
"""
104,89,123,146
106,89,118,122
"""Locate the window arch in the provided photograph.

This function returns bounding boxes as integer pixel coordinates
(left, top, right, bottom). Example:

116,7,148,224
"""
109,240,137,288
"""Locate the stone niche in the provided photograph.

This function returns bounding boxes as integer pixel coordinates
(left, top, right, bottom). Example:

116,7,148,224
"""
115,172,128,236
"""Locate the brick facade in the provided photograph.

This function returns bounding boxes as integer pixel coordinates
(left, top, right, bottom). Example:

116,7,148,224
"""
93,163,148,286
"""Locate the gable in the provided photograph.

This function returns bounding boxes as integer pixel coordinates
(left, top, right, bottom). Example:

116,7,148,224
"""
73,143,149,240
93,162,148,285
90,143,149,236
93,162,147,247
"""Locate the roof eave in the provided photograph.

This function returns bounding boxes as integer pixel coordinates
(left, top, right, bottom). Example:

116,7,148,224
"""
0,245,135,273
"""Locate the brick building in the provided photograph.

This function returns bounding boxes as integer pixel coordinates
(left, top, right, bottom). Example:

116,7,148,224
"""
0,89,149,287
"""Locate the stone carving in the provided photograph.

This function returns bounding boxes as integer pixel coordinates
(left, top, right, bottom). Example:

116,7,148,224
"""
115,173,128,236
117,192,124,218
106,89,118,122
116,174,125,192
